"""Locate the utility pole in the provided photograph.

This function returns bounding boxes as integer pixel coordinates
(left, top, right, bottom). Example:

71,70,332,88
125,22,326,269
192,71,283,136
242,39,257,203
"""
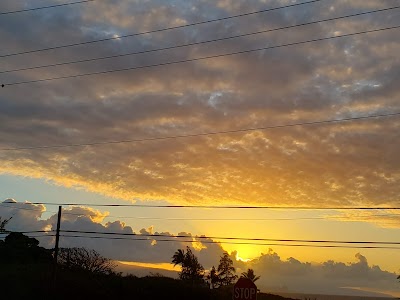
52,205,62,289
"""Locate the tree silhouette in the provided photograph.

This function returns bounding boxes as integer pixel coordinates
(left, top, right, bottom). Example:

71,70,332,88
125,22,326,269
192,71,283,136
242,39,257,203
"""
58,247,116,275
0,217,11,232
0,232,52,263
206,265,220,289
5,232,39,248
172,246,205,282
0,217,11,248
241,268,260,282
217,252,237,286
172,248,185,266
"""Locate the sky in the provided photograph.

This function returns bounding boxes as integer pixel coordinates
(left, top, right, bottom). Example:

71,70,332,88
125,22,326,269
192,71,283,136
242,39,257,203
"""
0,0,400,297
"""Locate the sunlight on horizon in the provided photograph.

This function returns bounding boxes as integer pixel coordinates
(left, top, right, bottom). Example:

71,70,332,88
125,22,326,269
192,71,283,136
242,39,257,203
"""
118,261,180,272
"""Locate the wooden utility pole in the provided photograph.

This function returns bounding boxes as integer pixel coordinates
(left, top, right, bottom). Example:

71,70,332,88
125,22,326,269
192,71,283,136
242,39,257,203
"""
52,205,62,288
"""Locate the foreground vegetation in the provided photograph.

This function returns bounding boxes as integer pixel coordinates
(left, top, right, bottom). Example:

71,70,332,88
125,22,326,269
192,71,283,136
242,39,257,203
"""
0,230,295,299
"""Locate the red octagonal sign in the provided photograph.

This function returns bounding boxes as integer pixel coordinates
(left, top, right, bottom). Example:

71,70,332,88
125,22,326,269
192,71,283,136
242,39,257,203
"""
233,278,258,300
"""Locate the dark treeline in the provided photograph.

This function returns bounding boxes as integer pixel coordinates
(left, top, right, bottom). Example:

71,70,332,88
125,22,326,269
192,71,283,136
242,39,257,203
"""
0,231,295,299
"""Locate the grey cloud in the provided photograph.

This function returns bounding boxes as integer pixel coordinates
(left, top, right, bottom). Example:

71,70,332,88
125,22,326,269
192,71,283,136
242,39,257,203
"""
1,199,398,296
0,198,49,232
0,199,225,266
0,0,399,211
247,249,398,296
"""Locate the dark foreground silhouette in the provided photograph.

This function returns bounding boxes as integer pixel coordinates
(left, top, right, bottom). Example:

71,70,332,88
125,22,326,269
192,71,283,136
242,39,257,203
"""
0,233,296,299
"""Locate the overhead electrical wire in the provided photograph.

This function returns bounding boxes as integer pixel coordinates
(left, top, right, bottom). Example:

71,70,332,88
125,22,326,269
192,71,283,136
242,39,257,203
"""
60,229,400,246
2,228,400,249
1,111,399,151
1,5,397,75
4,200,400,210
2,230,398,249
60,213,400,221
4,230,396,249
2,230,54,234
2,25,399,87
0,1,397,254
2,203,400,221
0,0,323,58
59,234,400,250
0,203,47,212
0,232,55,239
60,235,400,250
0,230,400,249
59,208,333,221
0,234,56,238
0,0,96,16
28,234,56,238
1,203,399,221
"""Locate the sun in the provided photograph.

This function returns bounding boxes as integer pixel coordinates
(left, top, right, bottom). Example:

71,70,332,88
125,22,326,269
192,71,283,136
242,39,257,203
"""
222,244,262,262
235,253,251,262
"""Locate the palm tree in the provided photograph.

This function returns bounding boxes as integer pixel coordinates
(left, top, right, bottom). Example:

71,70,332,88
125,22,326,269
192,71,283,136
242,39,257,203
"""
241,268,260,282
172,249,185,266
172,247,205,282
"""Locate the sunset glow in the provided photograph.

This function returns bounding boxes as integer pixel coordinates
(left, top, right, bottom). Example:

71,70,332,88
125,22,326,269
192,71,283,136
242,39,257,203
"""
1,0,400,297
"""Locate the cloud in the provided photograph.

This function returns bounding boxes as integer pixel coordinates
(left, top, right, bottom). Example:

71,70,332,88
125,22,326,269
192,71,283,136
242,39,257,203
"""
0,198,49,232
0,1,399,216
1,199,398,296
332,209,400,228
0,199,225,266
245,249,398,296
61,206,110,223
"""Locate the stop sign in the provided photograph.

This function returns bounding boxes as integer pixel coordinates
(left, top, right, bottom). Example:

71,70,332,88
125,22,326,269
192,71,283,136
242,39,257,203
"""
233,278,257,300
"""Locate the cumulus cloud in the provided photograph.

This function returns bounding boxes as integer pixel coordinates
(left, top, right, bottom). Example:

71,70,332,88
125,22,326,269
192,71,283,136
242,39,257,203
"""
0,199,225,266
0,1,399,214
243,249,398,296
1,199,398,296
0,198,49,232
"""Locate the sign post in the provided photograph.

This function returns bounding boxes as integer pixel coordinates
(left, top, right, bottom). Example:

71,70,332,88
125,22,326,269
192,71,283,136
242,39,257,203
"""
233,278,258,300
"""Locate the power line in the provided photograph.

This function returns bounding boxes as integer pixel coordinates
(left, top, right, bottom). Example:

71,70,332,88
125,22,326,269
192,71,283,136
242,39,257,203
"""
6,230,397,249
61,211,400,221
0,230,55,240
63,214,400,221
2,5,397,74
0,234,56,239
0,0,323,58
60,229,400,245
59,234,400,250
5,200,400,210
8,225,400,247
2,228,400,249
67,214,330,221
0,203,46,212
1,111,399,151
1,203,399,221
2,25,399,87
28,234,56,238
2,230,54,234
60,208,331,220
0,0,96,16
